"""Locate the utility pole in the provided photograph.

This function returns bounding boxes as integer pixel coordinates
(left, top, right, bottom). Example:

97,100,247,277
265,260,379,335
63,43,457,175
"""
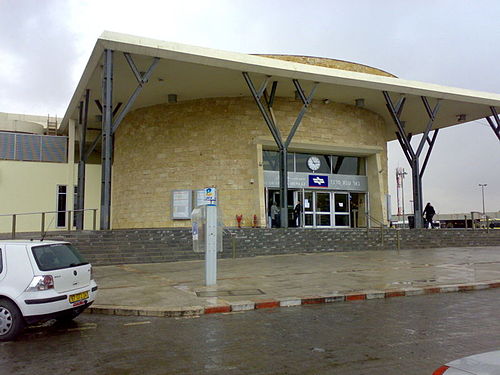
479,184,487,215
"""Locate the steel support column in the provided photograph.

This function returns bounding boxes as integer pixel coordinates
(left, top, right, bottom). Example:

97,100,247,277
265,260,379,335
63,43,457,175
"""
243,72,317,227
485,106,500,141
76,89,90,230
98,51,159,230
100,49,113,230
383,92,440,228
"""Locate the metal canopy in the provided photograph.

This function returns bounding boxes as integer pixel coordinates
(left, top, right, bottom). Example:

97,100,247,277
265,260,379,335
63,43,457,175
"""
61,31,500,140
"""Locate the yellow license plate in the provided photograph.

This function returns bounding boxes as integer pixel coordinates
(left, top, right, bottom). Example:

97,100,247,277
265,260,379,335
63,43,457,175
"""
69,291,89,303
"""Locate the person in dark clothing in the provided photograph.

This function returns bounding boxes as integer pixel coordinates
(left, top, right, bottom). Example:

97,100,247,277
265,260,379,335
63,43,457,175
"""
293,201,303,227
423,202,436,228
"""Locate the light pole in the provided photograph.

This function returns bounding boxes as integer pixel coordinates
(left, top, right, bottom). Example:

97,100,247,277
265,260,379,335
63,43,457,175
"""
479,184,487,215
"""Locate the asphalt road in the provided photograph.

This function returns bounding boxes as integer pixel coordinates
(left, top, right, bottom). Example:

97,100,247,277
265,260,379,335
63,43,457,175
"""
1,289,500,375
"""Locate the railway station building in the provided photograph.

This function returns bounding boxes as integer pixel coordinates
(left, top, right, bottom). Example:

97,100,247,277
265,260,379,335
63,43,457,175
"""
2,31,500,233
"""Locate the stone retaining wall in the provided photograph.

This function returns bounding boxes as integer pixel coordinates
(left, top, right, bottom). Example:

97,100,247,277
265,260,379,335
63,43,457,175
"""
3,228,499,266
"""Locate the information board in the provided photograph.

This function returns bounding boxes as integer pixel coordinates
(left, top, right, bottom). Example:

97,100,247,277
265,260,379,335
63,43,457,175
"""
172,190,192,219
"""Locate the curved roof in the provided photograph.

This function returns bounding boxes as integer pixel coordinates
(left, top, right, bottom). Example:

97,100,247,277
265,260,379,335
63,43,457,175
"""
255,55,396,77
61,31,500,141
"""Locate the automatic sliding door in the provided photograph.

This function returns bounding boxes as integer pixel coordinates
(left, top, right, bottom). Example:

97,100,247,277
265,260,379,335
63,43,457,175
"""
316,192,331,227
334,193,350,227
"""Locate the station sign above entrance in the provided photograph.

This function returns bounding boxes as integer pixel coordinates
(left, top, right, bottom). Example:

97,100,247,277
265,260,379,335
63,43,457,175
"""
264,171,368,192
308,175,329,188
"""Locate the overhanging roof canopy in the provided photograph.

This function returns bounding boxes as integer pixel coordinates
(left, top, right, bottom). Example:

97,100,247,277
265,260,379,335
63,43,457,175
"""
62,31,500,141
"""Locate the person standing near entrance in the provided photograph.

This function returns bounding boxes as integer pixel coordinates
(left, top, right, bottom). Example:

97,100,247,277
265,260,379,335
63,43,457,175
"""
294,200,303,227
423,202,436,228
271,202,280,228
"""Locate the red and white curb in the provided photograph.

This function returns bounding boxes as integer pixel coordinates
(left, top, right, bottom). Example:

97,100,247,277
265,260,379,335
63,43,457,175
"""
87,280,500,318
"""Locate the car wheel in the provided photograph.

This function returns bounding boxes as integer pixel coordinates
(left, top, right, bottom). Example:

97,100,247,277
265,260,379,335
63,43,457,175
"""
0,299,24,341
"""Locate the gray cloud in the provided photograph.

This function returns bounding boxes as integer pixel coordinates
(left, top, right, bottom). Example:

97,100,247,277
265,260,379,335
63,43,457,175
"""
0,0,78,116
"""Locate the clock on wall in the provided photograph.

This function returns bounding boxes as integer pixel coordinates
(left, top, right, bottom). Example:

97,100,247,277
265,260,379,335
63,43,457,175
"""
307,156,321,171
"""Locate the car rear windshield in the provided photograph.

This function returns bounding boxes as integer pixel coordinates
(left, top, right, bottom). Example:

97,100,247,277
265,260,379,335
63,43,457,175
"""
32,243,89,271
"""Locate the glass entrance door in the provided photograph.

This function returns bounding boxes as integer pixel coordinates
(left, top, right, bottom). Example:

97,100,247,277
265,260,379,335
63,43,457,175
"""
303,191,351,228
334,193,350,227
316,192,331,227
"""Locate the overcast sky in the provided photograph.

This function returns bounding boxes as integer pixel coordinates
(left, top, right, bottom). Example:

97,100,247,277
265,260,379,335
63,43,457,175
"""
0,0,498,215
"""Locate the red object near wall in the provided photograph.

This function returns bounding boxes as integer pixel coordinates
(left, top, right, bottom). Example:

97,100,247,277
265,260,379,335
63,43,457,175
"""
236,214,243,228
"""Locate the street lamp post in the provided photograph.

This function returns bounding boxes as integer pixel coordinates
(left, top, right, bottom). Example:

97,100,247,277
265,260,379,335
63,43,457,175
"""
479,184,487,215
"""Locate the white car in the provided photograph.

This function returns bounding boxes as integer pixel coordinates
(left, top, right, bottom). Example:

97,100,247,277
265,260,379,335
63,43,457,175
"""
433,350,500,374
0,240,98,341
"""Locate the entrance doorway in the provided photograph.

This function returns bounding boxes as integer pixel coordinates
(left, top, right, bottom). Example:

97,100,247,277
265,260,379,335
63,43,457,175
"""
265,189,367,228
303,191,350,228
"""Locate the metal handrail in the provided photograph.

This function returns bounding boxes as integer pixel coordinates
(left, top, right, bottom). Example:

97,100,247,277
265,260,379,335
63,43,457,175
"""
365,212,387,229
2,208,98,239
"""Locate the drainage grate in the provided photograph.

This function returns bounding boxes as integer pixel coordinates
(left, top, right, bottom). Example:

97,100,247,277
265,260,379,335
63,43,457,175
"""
196,289,265,297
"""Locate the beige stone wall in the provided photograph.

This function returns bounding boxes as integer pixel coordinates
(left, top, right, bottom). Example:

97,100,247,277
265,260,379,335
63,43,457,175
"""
112,97,388,229
256,55,396,77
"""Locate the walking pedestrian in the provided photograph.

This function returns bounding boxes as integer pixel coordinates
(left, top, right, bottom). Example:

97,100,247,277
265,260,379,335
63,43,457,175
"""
271,202,280,228
423,202,436,228
294,200,303,227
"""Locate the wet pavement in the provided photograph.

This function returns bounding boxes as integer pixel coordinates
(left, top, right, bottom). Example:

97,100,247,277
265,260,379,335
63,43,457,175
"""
2,288,500,374
90,246,500,316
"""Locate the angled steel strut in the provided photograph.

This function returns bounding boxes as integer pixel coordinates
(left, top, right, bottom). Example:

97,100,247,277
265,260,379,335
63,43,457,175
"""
383,91,441,228
485,106,500,141
75,89,90,230
243,72,317,227
90,49,160,230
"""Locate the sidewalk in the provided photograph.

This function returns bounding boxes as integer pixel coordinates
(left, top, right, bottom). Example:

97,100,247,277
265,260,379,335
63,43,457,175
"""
88,246,500,317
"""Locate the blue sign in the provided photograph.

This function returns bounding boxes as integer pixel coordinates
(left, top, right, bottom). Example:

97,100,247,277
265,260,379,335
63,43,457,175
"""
308,175,329,188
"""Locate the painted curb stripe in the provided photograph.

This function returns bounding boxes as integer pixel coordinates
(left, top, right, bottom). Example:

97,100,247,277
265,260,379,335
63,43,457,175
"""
385,291,406,298
255,300,280,309
301,297,326,305
204,305,231,314
86,280,500,318
345,294,366,301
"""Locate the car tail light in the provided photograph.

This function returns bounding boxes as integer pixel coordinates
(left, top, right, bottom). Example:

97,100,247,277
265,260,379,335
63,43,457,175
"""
432,365,449,375
26,275,55,292
90,266,94,279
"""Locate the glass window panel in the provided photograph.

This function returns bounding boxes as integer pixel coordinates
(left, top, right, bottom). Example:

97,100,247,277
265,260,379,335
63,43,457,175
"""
316,192,330,212
295,153,330,173
358,157,366,175
335,214,350,227
295,153,310,173
318,214,331,226
263,151,279,171
334,194,349,213
305,214,314,226
287,153,295,172
332,156,359,175
304,192,313,212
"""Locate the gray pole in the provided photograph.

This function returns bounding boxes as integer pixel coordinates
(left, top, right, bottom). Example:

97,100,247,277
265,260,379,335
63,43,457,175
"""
279,148,288,228
479,184,487,215
100,49,113,230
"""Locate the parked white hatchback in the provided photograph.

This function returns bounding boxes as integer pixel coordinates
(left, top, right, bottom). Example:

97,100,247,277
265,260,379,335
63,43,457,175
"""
0,240,98,341
432,350,500,374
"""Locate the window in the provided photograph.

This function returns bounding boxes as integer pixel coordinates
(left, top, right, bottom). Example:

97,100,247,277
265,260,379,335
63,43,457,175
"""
295,154,331,174
0,132,67,163
263,151,364,175
0,248,3,273
332,156,359,175
263,151,295,172
57,185,67,227
32,243,88,271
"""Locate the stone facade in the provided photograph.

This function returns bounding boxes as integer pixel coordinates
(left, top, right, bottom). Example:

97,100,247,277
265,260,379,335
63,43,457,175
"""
256,55,396,77
111,96,388,229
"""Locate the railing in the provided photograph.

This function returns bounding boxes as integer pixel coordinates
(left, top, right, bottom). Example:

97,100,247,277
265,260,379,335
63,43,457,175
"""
0,208,98,239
